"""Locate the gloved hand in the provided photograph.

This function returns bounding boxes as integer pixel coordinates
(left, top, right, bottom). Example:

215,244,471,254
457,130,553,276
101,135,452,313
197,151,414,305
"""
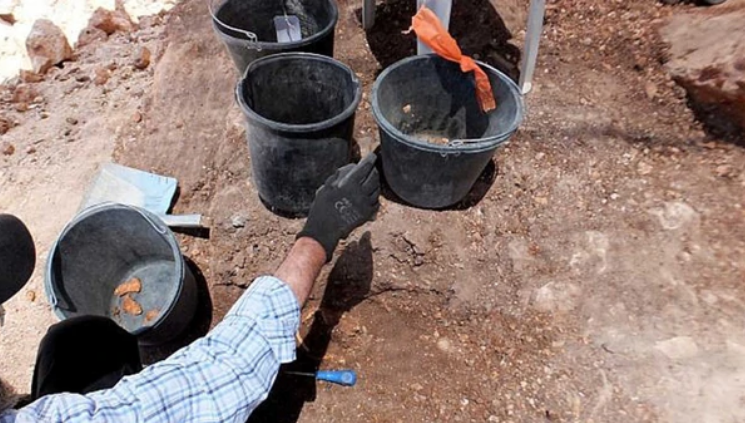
298,153,380,262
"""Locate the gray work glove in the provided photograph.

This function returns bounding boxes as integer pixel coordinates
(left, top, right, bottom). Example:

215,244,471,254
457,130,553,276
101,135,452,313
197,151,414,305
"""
297,153,380,262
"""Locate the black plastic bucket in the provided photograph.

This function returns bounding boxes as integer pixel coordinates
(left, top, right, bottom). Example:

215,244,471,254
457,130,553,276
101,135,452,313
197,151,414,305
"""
372,55,524,209
236,53,362,214
44,203,197,345
210,0,338,74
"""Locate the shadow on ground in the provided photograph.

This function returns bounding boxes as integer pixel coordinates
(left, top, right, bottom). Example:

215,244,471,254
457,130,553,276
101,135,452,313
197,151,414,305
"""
360,0,521,80
246,233,374,423
685,97,745,146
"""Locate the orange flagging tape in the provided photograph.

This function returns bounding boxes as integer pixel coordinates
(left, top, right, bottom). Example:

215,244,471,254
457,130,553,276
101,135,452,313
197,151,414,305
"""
410,6,496,113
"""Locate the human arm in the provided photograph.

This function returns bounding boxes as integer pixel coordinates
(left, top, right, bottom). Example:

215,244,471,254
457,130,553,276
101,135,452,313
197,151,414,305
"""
0,154,380,423
275,237,326,306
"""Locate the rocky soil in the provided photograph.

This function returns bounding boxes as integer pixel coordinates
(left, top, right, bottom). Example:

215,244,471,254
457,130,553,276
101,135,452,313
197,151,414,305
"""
1,0,744,422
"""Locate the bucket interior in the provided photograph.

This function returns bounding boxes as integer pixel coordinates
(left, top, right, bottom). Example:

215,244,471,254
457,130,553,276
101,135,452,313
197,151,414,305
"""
49,208,181,333
241,56,358,126
214,0,334,43
374,57,522,145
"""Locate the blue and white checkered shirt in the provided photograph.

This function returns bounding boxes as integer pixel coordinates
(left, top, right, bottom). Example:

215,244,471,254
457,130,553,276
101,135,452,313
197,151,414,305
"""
0,276,300,423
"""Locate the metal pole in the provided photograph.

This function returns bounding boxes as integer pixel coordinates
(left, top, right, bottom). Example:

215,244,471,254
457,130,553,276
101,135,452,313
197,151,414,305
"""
519,0,546,94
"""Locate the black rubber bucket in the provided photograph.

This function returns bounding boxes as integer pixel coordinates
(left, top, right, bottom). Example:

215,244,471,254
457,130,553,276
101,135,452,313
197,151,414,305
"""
236,53,362,214
210,0,338,74
372,55,524,209
44,203,197,345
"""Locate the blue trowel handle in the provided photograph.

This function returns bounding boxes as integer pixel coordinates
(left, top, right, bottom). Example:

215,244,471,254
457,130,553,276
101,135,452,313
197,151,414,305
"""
316,370,357,386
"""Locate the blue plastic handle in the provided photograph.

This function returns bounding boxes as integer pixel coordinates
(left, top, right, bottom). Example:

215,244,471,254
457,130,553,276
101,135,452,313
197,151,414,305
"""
315,370,357,386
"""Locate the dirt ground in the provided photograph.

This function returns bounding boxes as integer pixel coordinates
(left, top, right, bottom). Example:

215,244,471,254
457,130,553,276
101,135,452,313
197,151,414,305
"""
2,0,745,421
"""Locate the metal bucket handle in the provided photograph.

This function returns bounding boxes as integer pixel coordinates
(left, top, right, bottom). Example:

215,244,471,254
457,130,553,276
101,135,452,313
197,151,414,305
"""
208,0,262,51
46,203,170,309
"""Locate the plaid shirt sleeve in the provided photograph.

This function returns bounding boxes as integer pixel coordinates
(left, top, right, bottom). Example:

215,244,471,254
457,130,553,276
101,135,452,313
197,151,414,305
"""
0,276,300,423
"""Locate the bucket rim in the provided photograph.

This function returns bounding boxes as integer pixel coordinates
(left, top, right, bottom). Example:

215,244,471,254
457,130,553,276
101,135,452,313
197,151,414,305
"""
371,54,525,154
235,52,362,133
44,203,185,336
209,0,339,51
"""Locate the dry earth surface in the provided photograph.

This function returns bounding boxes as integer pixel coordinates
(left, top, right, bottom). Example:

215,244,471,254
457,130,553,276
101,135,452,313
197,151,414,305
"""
1,0,744,422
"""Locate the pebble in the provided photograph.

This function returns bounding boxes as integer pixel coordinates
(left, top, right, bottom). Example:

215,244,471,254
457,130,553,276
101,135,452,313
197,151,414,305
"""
1,142,15,156
27,146,37,154
231,214,247,228
715,165,732,178
93,67,110,86
66,117,78,125
637,161,653,175
644,82,658,99
436,337,452,353
132,111,143,123
655,336,699,360
25,290,36,302
133,46,151,70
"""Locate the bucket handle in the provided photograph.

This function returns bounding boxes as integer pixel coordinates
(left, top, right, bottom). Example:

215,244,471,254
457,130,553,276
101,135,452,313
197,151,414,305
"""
445,138,511,150
208,0,262,51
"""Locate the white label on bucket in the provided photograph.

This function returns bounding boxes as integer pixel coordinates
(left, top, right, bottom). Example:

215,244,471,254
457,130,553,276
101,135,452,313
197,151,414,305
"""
274,15,302,43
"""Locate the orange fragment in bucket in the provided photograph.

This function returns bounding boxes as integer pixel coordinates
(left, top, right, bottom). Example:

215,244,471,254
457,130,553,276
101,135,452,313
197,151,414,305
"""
409,7,496,113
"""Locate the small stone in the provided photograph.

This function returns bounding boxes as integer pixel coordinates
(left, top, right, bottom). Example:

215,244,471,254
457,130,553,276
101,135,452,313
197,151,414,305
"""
25,290,36,302
0,116,13,135
26,146,37,154
231,215,247,228
610,193,620,200
88,7,134,35
411,383,423,391
655,336,699,360
14,103,28,112
66,117,78,125
2,142,15,156
133,46,151,70
12,84,38,104
93,67,110,85
25,19,73,74
715,164,733,178
0,13,15,25
534,196,548,205
19,70,44,83
644,82,658,99
402,104,412,114
436,337,452,353
638,161,653,175
132,111,142,123
488,416,499,422
76,27,107,48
